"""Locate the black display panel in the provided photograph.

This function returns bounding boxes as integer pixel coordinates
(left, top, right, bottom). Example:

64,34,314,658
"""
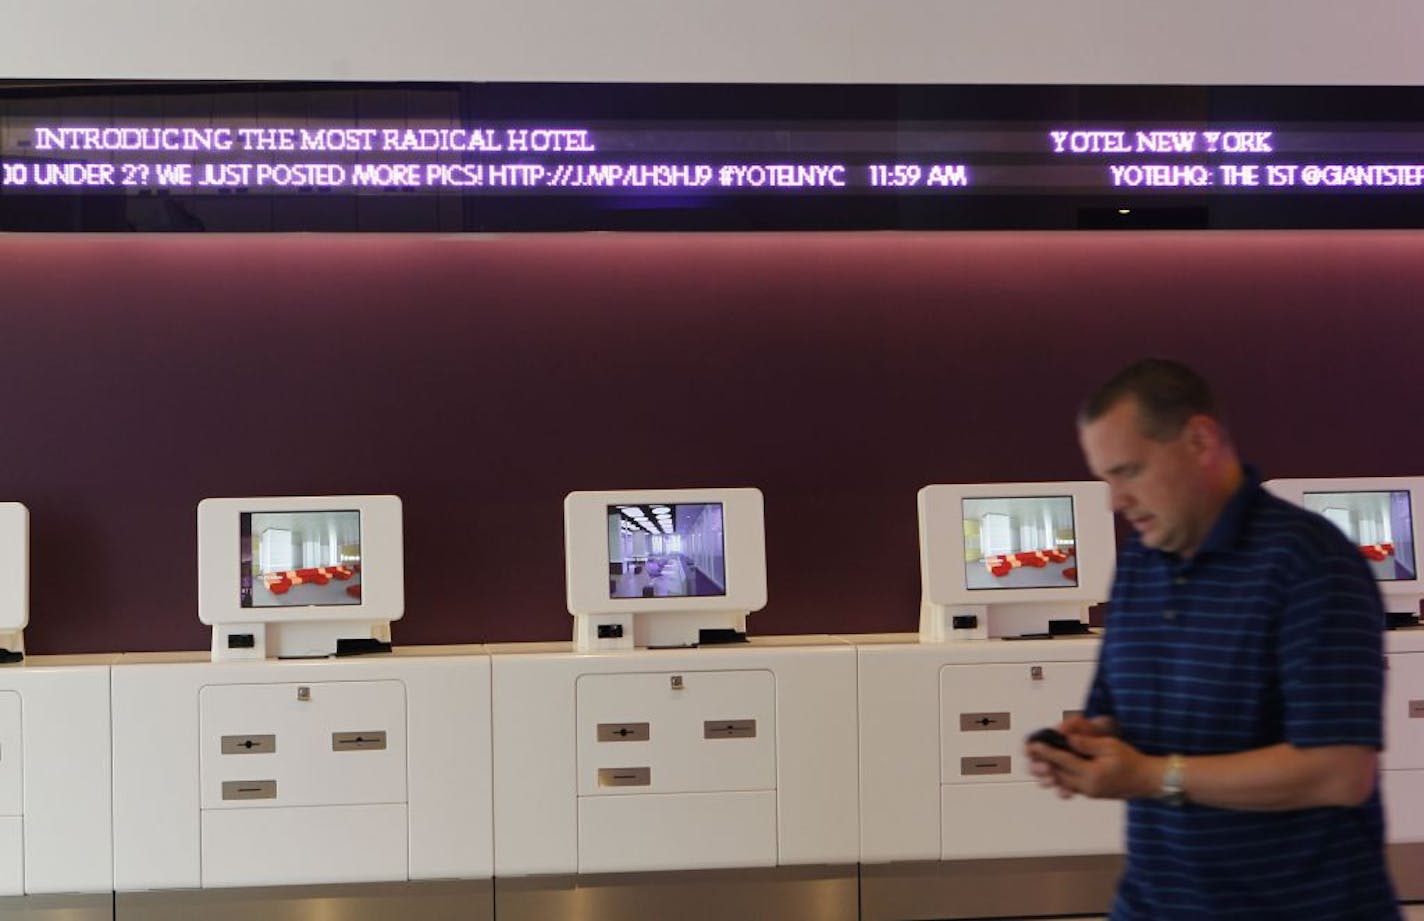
3,81,1424,231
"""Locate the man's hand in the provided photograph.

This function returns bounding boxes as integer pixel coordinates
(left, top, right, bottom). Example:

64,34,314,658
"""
1026,716,1379,809
1026,714,1151,800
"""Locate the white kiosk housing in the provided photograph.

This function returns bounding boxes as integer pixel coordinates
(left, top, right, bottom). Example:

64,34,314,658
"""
115,493,492,918
496,486,856,916
918,481,1115,641
0,504,28,655
853,482,1125,918
564,487,766,651
0,502,115,914
1264,476,1424,901
1264,475,1424,619
198,495,404,660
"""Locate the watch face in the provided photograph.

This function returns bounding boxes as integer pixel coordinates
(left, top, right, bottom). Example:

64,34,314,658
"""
1160,754,1187,806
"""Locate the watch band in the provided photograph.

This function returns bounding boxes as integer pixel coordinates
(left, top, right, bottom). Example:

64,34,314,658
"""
1160,753,1187,806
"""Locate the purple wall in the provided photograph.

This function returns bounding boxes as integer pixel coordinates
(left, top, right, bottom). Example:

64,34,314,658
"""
3,230,1422,653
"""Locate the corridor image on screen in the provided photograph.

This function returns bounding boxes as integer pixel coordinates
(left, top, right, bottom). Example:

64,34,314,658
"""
963,496,1079,590
1304,491,1417,581
607,503,727,599
240,510,363,607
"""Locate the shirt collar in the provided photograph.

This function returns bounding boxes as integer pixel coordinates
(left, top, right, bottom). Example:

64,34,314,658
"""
1184,463,1261,560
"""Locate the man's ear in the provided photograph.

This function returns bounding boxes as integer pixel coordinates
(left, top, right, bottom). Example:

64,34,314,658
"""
1181,414,1224,458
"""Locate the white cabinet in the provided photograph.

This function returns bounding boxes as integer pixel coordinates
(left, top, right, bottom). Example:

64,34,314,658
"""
576,670,775,795
201,804,408,887
1383,651,1424,771
0,817,21,897
491,641,858,878
198,679,409,886
113,651,491,892
199,680,406,808
0,691,20,896
857,637,1123,863
1383,644,1424,844
940,660,1093,784
575,669,777,872
936,657,1119,858
0,692,21,818
578,790,777,873
0,658,112,896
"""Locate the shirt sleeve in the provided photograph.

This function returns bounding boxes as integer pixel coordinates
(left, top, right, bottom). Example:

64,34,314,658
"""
1083,652,1114,721
1277,528,1386,749
1084,583,1123,721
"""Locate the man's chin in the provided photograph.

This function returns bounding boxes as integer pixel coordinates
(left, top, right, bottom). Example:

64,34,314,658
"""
1140,531,1184,555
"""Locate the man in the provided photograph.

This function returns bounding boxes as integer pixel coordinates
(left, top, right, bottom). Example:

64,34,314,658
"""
1027,358,1399,919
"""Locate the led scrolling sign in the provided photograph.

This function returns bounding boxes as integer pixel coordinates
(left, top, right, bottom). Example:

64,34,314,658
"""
4,121,1424,195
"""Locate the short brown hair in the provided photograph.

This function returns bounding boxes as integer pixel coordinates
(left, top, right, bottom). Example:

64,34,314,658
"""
1079,358,1219,441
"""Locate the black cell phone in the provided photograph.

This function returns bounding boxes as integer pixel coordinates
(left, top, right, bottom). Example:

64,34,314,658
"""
1027,727,1091,758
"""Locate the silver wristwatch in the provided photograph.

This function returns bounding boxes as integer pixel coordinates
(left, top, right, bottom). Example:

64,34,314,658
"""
1160,753,1187,806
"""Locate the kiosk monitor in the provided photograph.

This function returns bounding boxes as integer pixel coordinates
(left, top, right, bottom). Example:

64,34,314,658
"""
1264,476,1423,620
918,481,1115,640
565,487,765,650
198,495,404,660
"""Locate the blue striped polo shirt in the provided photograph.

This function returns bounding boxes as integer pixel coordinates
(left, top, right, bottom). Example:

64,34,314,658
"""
1085,469,1399,920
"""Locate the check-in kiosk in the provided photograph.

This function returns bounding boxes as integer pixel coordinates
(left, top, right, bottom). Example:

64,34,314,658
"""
0,503,115,921
111,496,493,921
854,482,1124,920
0,503,27,660
488,488,858,921
917,481,1115,641
1266,476,1424,898
198,495,404,661
564,487,766,651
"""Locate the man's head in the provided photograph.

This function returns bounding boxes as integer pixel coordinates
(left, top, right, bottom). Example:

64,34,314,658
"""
1077,359,1242,558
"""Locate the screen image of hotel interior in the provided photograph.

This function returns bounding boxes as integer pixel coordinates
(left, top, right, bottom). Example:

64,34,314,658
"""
963,495,1078,590
243,509,362,607
1305,490,1417,582
608,502,726,599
